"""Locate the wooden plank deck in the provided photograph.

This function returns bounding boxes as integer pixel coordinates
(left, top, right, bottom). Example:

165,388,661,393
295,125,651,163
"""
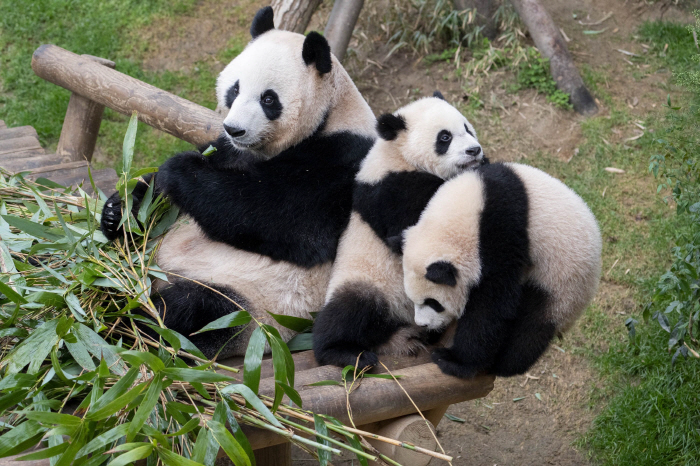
0,121,118,194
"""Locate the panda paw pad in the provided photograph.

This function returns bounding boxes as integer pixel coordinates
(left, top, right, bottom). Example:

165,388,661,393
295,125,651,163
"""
101,193,124,240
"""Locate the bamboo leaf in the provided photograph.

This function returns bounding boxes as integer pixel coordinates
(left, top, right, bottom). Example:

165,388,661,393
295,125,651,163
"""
286,333,313,352
243,326,265,394
16,442,69,461
127,376,164,441
118,350,165,372
0,421,45,457
75,423,131,459
85,381,147,421
208,420,251,466
162,368,235,383
314,414,331,466
109,445,153,466
145,325,205,359
0,280,27,304
24,412,82,426
221,385,283,428
66,338,97,372
2,319,60,374
191,311,251,335
158,447,202,466
190,427,216,466
223,400,256,466
1,215,64,241
73,324,127,375
122,112,138,176
278,383,302,408
86,367,139,416
166,418,200,438
266,312,313,333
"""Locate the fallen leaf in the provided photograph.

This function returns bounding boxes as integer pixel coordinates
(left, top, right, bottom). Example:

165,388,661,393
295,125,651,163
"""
605,167,626,173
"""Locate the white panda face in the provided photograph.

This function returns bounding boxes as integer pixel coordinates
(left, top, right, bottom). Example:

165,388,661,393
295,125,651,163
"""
216,30,333,158
377,97,484,180
403,258,468,331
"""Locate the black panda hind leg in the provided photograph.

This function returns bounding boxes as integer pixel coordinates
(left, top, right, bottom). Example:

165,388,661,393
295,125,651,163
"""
490,282,556,377
313,282,408,369
148,281,251,360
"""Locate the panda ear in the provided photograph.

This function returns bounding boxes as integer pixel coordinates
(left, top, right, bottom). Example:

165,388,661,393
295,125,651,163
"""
425,261,458,287
376,114,407,141
302,32,332,75
433,90,446,101
251,7,275,39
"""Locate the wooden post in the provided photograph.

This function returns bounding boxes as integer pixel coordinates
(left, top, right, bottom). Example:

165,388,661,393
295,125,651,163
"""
32,45,221,147
253,442,292,466
324,0,364,61
272,0,322,33
56,55,115,162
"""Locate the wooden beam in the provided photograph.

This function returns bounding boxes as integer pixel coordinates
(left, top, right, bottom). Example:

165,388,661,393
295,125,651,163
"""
32,45,222,147
56,55,115,162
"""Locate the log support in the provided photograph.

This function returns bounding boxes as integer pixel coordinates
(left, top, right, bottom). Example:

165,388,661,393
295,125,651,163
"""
254,442,292,466
56,55,115,162
324,0,364,62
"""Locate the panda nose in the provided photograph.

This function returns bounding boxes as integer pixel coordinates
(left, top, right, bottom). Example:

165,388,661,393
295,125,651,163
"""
465,146,482,157
224,124,246,138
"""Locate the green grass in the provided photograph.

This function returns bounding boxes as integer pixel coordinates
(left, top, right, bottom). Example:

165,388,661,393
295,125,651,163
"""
0,0,247,169
556,20,700,465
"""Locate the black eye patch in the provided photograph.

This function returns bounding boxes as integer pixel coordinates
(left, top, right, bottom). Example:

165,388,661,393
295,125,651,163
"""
260,89,283,120
464,123,474,138
435,130,452,155
225,80,240,108
424,298,445,313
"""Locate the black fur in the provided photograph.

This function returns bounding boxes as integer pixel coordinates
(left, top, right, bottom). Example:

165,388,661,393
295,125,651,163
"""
313,282,410,368
100,173,155,241
376,114,407,141
491,282,556,376
250,6,275,39
424,298,445,313
149,281,250,358
224,80,240,108
435,130,452,155
433,163,531,379
149,131,373,268
302,32,332,75
433,90,446,100
425,261,458,287
354,171,445,254
260,89,283,120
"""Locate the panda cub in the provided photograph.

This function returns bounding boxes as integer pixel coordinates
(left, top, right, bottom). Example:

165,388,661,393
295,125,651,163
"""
402,163,602,378
100,7,377,358
313,93,486,368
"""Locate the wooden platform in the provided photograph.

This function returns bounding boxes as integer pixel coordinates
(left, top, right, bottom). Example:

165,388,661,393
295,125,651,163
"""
0,120,118,195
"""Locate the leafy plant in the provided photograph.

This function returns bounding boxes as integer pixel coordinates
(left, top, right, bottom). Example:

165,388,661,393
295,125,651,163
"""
0,114,421,466
513,48,573,110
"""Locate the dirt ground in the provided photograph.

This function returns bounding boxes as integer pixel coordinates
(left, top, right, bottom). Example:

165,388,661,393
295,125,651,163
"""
141,0,692,464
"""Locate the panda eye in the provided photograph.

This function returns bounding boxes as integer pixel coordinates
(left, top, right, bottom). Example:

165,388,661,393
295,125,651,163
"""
439,130,451,142
263,95,275,106
233,83,239,95
424,298,445,313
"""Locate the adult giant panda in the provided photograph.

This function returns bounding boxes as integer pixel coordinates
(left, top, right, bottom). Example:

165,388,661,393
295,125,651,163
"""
313,93,486,368
402,163,602,378
100,7,377,358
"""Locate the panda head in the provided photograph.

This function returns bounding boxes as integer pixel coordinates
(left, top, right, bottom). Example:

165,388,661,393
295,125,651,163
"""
215,7,335,158
403,259,468,330
376,92,485,179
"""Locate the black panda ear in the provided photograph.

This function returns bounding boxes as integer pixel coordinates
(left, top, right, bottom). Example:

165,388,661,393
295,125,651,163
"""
425,261,458,287
433,90,446,101
376,114,407,141
251,7,275,39
302,32,332,75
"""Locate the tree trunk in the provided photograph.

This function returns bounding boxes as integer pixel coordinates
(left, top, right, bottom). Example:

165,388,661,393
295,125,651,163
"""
272,0,322,33
324,0,365,62
453,0,499,40
509,0,598,115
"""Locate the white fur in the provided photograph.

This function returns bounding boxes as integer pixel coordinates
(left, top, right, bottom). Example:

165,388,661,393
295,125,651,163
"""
157,29,376,353
402,163,602,333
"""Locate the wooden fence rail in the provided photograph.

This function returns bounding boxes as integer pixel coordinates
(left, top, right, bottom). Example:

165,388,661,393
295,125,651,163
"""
31,44,222,148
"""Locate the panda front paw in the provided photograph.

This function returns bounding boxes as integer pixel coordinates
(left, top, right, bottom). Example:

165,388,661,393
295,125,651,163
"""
100,191,124,241
431,348,478,379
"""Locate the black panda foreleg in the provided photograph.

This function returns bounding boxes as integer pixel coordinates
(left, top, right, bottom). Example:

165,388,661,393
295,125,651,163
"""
147,281,250,360
491,282,556,377
101,174,155,241
313,283,408,369
432,282,523,379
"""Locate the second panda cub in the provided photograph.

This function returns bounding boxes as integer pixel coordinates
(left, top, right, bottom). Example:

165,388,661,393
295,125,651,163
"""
402,162,602,379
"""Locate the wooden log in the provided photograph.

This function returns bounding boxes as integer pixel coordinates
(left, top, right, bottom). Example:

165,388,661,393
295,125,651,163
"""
367,414,436,466
509,0,598,115
324,0,364,61
272,0,322,33
56,55,115,162
0,136,42,156
253,442,292,466
32,45,222,147
0,125,39,141
2,154,66,172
